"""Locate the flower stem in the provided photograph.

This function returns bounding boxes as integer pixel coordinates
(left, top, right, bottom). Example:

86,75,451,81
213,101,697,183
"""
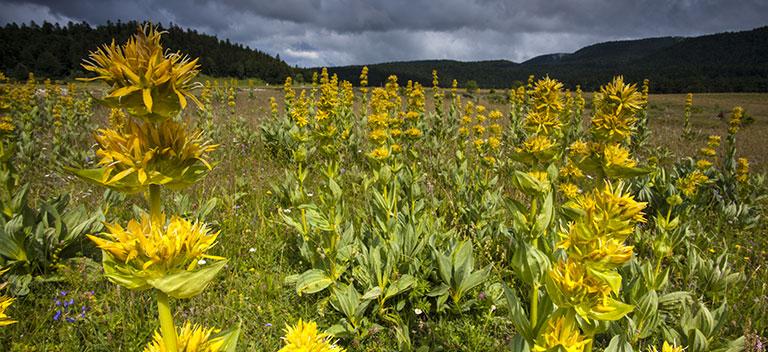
149,184,162,222
157,290,177,351
530,282,539,329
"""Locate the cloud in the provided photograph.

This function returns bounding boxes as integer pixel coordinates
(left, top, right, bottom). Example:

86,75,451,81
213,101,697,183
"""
1,0,766,67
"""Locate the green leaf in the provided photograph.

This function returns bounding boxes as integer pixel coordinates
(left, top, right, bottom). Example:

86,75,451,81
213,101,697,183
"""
148,260,227,299
605,335,634,352
295,269,333,295
503,282,532,341
590,297,634,321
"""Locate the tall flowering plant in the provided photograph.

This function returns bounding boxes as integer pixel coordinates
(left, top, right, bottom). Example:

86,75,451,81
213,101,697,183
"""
72,25,239,351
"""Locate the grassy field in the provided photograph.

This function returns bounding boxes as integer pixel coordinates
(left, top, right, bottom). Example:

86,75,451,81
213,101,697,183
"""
1,81,766,352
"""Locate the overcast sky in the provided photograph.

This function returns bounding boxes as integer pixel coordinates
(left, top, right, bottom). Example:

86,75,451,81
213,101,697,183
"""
1,0,766,67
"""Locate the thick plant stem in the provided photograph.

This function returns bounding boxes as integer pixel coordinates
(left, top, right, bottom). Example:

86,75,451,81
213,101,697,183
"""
149,184,162,221
530,282,539,328
157,290,178,351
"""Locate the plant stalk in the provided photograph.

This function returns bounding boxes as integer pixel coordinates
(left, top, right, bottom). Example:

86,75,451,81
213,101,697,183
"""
149,184,162,222
157,290,178,351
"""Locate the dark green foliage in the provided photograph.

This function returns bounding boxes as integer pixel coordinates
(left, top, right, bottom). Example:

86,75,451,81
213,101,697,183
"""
319,26,768,92
0,21,295,83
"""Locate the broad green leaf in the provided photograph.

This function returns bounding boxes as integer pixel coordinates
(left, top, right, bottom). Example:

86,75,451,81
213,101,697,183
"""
295,269,333,295
148,259,227,299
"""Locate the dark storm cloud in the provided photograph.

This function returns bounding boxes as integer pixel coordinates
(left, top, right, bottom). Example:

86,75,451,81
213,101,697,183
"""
1,0,767,67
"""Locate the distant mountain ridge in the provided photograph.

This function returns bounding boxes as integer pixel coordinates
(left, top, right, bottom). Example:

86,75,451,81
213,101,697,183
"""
318,26,768,92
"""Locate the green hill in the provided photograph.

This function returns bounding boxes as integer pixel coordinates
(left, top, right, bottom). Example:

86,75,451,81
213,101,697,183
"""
317,26,768,92
0,21,295,84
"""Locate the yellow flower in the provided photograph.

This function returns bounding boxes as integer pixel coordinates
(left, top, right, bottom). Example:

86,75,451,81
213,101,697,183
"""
488,110,503,120
560,162,584,179
473,124,486,135
648,341,684,352
547,259,613,312
487,136,501,150
458,127,469,136
482,156,497,166
0,116,14,134
532,315,591,352
80,24,202,122
368,129,388,143
560,183,580,199
279,319,345,352
391,144,402,154
569,141,589,156
405,111,420,120
603,144,637,168
696,159,712,170
737,157,749,183
88,213,222,273
699,147,716,158
707,135,721,148
79,119,217,194
676,170,708,197
405,127,423,138
144,321,230,352
531,77,565,116
525,110,562,135
461,115,472,125
284,76,295,103
368,146,390,160
521,135,555,154
528,171,549,183
0,296,16,327
489,123,502,136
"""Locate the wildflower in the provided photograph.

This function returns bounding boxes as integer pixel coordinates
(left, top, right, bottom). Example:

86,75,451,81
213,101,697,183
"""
487,136,501,150
603,143,637,168
737,157,749,182
728,106,743,135
520,135,555,154
144,321,236,352
560,183,580,199
404,127,423,138
696,159,712,170
532,315,591,352
676,170,708,197
569,141,589,156
80,25,202,122
368,146,390,160
368,129,388,143
87,213,225,298
560,163,584,179
648,341,684,352
279,319,345,352
249,248,256,253
414,308,423,315
0,296,16,326
390,144,402,154
699,147,716,157
707,135,721,148
591,76,642,142
73,119,217,194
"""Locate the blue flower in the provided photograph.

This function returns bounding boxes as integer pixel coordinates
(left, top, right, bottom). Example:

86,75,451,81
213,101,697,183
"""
53,310,62,321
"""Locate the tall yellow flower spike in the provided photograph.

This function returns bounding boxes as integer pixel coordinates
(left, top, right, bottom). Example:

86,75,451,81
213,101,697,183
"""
81,24,202,122
279,319,345,352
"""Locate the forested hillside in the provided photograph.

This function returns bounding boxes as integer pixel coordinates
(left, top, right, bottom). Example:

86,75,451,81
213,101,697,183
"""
320,26,768,92
0,21,295,83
